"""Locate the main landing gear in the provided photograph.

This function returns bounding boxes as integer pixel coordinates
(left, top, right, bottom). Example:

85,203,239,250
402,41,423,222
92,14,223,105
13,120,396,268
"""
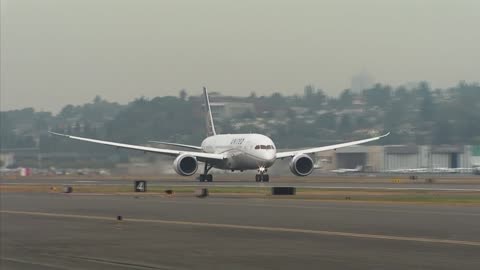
255,166,269,182
199,163,213,182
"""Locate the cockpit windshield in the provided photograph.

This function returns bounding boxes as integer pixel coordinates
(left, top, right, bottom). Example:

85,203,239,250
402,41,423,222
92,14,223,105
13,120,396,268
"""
255,145,275,150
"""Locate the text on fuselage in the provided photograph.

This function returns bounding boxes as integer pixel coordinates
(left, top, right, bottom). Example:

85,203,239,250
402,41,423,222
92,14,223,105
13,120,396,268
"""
230,138,245,145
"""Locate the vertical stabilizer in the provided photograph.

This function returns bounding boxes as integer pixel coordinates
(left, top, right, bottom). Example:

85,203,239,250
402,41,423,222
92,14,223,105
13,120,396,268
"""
203,87,217,137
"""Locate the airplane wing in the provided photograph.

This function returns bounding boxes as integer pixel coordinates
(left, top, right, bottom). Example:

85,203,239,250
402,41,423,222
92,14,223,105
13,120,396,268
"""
49,132,225,161
276,133,390,159
148,141,203,150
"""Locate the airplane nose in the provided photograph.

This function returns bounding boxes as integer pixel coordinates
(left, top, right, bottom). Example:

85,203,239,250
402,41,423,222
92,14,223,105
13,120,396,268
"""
265,150,276,161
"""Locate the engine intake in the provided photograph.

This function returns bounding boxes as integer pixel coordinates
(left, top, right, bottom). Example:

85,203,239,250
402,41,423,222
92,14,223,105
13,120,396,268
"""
289,154,314,176
173,154,198,176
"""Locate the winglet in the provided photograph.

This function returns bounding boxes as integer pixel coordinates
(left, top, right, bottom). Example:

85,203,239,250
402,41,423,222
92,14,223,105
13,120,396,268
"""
48,131,70,138
275,131,391,159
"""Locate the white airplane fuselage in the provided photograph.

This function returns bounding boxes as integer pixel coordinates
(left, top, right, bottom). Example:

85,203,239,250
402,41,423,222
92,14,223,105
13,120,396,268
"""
201,133,276,170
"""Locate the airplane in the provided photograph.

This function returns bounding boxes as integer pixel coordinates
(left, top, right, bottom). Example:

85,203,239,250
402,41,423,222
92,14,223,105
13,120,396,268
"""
331,165,363,174
0,158,21,174
384,167,474,174
0,167,29,176
432,167,473,173
0,167,21,173
474,166,480,175
50,88,389,182
384,168,430,174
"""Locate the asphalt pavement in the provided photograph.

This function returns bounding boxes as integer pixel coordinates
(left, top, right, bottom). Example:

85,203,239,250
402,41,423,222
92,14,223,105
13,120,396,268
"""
1,192,480,269
2,177,480,191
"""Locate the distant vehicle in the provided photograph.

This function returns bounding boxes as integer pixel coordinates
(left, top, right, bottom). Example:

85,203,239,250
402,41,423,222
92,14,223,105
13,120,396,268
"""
331,165,363,174
50,88,389,182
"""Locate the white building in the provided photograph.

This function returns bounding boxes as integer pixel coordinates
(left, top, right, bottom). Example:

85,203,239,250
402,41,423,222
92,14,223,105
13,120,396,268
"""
315,145,477,172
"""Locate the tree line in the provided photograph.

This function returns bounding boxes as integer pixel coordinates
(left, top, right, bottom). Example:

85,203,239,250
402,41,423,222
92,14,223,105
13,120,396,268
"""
1,81,479,155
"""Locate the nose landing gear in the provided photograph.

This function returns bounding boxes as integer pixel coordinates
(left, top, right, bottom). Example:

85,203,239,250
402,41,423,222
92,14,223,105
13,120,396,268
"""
255,174,269,182
255,166,269,182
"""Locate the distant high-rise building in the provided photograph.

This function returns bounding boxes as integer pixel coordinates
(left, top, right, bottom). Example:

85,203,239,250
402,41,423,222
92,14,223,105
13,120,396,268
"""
351,70,374,92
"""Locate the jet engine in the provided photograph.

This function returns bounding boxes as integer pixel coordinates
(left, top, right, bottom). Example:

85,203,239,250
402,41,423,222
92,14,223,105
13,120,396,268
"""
289,154,314,176
173,154,198,176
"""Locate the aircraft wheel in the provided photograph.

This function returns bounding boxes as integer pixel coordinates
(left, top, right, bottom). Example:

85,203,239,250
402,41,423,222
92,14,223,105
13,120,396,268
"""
255,174,261,182
199,175,206,182
262,175,270,182
206,174,213,182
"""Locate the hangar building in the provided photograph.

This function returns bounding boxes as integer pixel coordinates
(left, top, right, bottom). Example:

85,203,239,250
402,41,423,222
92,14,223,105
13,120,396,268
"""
316,145,476,172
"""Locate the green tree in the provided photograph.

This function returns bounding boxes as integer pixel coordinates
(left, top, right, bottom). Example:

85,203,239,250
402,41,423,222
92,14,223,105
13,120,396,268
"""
416,82,434,121
338,89,353,108
363,84,392,108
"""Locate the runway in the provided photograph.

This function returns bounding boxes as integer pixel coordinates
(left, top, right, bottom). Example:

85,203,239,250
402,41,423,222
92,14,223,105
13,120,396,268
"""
2,177,480,191
2,192,480,269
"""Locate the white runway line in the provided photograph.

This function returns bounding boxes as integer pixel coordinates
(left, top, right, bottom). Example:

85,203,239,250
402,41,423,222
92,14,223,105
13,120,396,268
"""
2,210,480,247
2,182,480,191
75,181,98,183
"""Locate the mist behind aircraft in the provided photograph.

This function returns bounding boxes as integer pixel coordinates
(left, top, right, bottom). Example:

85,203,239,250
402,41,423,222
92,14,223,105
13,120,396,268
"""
1,0,479,112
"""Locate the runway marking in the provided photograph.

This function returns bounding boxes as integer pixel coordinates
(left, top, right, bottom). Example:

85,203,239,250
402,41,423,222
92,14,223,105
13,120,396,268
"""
2,256,169,270
1,257,74,270
74,180,98,183
134,199,480,217
47,254,173,269
2,192,480,216
155,184,480,192
2,210,480,247
2,182,480,191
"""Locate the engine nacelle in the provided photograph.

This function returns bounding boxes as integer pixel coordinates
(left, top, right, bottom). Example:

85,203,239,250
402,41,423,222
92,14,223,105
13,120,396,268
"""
173,154,198,176
289,154,314,176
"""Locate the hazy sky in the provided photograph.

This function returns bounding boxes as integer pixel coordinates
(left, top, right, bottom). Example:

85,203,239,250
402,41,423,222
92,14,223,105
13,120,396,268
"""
1,0,479,112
